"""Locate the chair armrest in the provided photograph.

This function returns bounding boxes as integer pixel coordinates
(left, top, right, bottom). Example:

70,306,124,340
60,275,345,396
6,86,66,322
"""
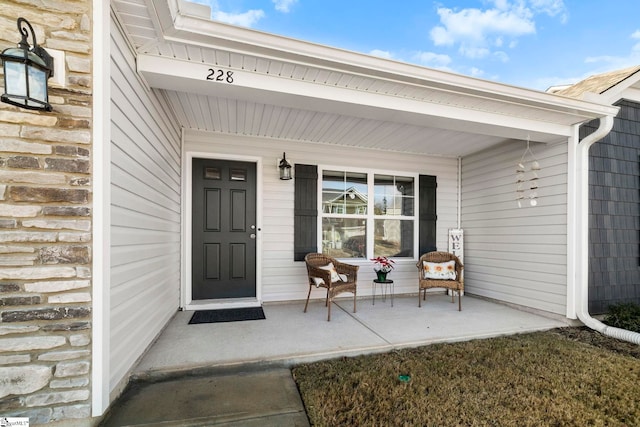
456,263,463,278
334,261,359,280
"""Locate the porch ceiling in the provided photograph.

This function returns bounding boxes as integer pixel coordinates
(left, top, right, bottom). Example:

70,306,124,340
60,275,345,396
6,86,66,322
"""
159,89,504,157
112,0,620,158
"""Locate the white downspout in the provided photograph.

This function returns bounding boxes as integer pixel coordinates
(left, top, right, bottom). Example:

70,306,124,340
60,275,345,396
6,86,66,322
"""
575,115,640,344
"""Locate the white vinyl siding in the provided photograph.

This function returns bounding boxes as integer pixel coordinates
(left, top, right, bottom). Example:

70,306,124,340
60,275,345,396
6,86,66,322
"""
185,131,459,300
110,18,182,394
461,140,569,315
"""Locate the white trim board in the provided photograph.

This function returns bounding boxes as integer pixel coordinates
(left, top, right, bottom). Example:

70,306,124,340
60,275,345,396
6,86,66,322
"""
92,1,112,418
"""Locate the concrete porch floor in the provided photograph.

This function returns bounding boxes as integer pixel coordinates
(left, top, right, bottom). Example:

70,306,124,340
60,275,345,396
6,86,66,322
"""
101,295,572,426
134,294,570,378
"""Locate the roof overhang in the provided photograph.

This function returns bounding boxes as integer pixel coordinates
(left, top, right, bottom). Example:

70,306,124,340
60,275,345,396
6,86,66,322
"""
553,65,640,106
601,76,640,104
113,0,619,157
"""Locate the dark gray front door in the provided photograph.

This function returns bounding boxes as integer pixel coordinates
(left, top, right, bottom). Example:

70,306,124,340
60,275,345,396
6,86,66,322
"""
192,158,257,300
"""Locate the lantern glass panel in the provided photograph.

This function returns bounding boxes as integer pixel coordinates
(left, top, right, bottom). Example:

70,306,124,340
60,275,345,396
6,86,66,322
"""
280,166,292,180
5,61,27,97
28,65,47,103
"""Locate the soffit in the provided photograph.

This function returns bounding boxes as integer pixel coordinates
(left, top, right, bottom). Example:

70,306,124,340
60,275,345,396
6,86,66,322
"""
111,0,619,157
162,90,504,157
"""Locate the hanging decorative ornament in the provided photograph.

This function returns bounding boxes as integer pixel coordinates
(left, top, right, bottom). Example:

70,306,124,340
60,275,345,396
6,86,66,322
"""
516,136,540,207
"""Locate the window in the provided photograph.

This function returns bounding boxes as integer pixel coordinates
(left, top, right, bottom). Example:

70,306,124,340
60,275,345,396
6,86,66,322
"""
320,168,416,259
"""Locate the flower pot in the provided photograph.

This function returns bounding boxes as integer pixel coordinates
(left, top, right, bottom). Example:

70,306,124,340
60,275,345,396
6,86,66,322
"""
376,271,388,281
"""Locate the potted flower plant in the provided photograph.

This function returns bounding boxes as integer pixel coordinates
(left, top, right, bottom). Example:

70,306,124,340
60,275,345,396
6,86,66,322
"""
371,256,395,281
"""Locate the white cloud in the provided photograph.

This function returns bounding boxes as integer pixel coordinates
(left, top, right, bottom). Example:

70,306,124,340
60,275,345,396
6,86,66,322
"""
430,4,535,46
529,0,568,23
532,29,640,91
272,0,297,13
212,9,265,27
369,49,394,60
430,25,455,46
193,1,265,27
493,51,510,62
429,1,566,59
412,51,452,68
469,67,485,78
367,49,452,71
460,46,491,59
583,54,640,72
583,29,640,68
632,29,640,52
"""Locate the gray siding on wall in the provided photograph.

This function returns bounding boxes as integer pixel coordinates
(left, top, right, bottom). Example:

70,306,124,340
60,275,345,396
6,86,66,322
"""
587,100,640,314
461,140,569,315
110,19,182,393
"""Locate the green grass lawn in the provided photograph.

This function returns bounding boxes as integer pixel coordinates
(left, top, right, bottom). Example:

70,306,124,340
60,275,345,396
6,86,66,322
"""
292,328,640,426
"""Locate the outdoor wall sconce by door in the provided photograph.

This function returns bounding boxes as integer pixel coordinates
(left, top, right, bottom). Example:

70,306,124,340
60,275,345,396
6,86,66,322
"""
279,152,292,180
1,17,54,112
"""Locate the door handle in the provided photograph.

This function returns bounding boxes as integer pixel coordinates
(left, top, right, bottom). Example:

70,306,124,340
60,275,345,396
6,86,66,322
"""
250,233,256,239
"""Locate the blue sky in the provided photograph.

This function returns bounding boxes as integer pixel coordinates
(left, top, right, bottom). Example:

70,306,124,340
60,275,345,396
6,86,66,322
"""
194,0,640,91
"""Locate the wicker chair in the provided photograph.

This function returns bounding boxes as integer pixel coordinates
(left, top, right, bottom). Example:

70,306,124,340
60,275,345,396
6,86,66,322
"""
416,251,463,311
304,253,358,321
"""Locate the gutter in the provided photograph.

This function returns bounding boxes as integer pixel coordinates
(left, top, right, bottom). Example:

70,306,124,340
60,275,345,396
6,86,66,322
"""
575,114,640,344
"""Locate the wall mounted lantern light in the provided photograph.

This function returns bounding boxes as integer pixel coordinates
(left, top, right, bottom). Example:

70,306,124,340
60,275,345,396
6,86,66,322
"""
278,152,292,180
1,17,54,112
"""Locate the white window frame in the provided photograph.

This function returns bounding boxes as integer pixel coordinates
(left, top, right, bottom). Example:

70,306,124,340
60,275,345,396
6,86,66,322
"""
317,165,419,260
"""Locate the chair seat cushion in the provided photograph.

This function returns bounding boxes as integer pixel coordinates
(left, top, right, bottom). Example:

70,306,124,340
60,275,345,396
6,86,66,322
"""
423,260,456,280
312,263,348,286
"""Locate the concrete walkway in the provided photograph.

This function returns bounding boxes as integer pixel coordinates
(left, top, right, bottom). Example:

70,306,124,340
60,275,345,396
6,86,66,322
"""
100,295,570,425
100,368,309,426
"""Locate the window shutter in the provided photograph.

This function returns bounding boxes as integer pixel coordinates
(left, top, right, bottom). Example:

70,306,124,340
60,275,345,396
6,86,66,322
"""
419,175,437,255
294,164,318,261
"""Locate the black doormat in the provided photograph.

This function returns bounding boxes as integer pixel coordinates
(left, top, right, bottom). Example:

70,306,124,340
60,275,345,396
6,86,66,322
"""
188,307,266,324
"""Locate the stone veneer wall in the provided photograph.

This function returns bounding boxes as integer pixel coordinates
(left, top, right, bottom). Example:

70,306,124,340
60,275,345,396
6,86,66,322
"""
0,1,94,425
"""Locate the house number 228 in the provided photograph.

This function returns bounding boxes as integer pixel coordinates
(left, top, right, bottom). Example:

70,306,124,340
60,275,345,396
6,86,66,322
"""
206,68,234,83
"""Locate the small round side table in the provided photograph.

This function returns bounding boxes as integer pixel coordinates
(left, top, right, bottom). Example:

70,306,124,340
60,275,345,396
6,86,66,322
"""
372,279,394,307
